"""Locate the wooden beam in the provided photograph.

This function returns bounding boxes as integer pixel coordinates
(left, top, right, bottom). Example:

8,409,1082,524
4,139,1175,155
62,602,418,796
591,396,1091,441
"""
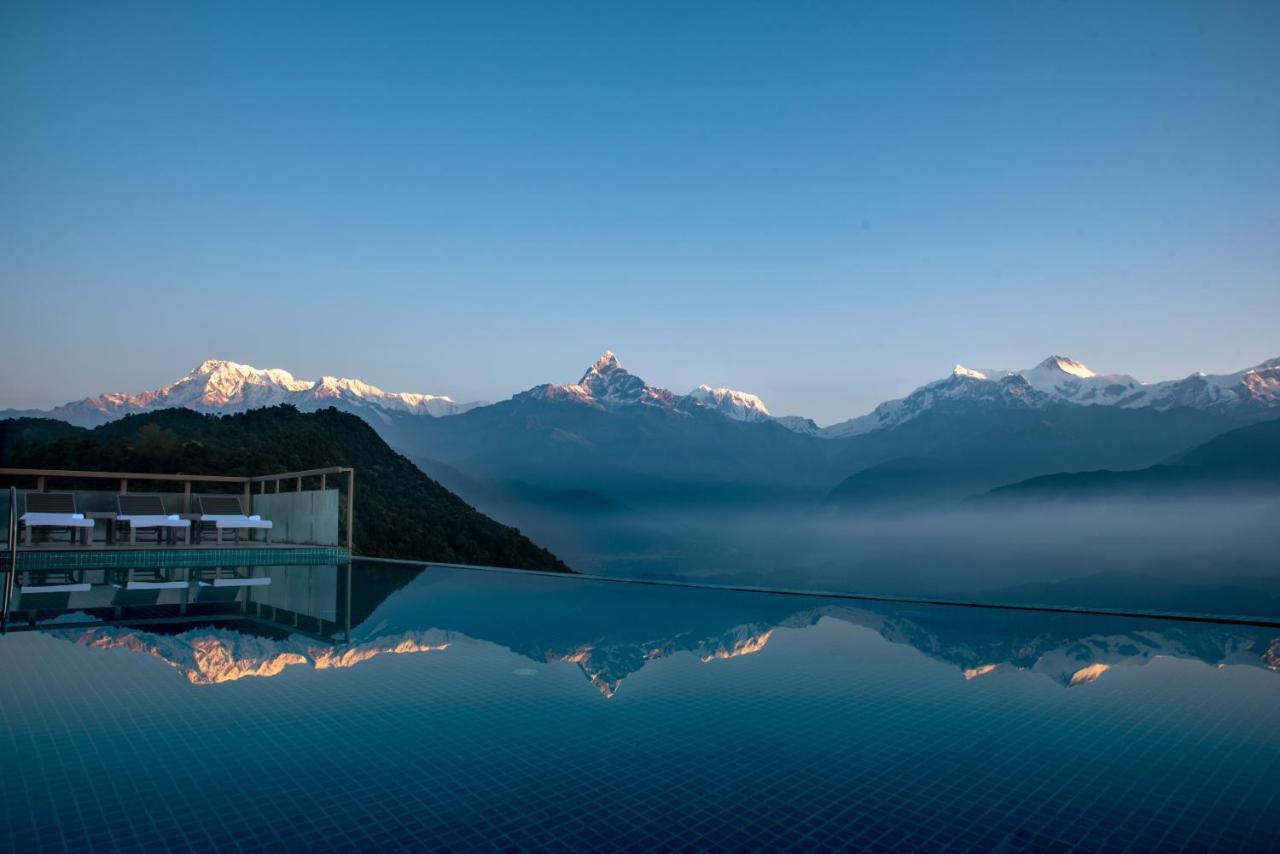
1,466,349,485
246,466,348,482
0,467,247,484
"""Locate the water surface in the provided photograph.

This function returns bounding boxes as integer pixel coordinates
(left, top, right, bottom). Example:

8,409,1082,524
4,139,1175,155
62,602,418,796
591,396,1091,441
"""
2,560,1278,851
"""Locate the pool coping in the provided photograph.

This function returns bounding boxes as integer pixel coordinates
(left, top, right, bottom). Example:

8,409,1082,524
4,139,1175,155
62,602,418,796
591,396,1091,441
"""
354,556,1280,630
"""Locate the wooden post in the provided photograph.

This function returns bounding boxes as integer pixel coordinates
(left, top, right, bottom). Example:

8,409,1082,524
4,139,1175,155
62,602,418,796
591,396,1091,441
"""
183,481,191,514
35,476,45,492
120,478,128,494
243,480,251,512
319,473,326,491
345,469,354,552
275,479,280,494
296,476,302,492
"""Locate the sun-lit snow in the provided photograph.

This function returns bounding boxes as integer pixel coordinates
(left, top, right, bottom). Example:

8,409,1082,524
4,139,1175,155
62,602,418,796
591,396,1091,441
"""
15,359,483,425
687,384,772,421
522,350,677,411
1068,662,1111,685
1041,355,1096,378
697,628,774,662
64,625,454,685
820,355,1280,437
518,351,826,433
963,663,1001,680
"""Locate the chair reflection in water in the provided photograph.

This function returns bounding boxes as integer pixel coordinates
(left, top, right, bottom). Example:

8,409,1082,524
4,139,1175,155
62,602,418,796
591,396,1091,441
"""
8,563,349,645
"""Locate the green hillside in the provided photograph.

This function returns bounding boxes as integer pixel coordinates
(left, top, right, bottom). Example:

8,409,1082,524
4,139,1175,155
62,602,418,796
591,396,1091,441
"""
0,406,570,572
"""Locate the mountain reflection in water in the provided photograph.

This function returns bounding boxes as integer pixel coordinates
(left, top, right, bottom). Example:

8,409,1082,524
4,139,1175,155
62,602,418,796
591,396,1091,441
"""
41,561,1280,697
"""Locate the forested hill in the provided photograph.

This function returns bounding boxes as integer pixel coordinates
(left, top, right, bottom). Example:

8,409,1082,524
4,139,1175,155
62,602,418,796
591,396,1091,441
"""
0,406,570,572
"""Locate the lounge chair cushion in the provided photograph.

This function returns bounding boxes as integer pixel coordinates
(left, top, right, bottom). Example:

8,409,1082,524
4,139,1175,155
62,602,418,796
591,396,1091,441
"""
203,514,273,529
119,514,190,527
20,513,95,527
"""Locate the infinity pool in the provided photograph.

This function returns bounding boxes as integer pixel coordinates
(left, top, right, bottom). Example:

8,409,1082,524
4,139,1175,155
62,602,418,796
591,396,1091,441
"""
2,560,1278,851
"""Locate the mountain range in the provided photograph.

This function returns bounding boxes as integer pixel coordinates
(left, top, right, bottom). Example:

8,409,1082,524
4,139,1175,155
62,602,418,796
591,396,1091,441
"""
5,350,1278,578
0,359,485,427
6,351,1278,435
825,354,1280,437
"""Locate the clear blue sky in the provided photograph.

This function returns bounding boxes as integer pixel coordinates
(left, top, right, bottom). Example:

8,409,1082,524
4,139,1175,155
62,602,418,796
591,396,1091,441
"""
2,0,1277,424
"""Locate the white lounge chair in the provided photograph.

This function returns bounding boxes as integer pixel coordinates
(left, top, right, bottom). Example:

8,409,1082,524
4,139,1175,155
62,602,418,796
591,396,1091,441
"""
116,494,191,545
20,493,96,545
195,495,273,543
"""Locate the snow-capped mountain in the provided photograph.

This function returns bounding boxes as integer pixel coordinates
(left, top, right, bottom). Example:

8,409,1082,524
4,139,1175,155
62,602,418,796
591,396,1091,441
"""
8,351,1278,439
513,350,817,432
685,385,772,422
823,355,1280,438
2,359,483,427
516,351,681,411
1139,357,1280,412
1,350,819,435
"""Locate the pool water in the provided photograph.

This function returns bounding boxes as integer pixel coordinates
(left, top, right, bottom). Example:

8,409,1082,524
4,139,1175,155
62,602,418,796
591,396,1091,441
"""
1,560,1278,852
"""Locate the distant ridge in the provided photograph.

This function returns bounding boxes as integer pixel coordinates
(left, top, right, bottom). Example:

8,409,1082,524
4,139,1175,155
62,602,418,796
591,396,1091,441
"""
979,417,1280,501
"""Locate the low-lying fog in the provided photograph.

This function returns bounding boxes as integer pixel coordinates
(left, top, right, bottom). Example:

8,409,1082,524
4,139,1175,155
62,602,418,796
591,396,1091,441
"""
497,494,1280,618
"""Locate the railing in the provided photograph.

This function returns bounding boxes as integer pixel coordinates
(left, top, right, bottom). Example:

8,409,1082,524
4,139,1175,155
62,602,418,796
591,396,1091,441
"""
2,486,16,633
0,466,355,551
248,468,356,551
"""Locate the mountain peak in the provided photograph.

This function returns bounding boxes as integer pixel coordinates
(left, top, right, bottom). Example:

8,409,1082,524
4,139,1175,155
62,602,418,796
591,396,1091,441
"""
952,365,988,380
581,350,622,381
192,358,254,377
573,351,656,406
1035,356,1096,378
187,359,307,387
